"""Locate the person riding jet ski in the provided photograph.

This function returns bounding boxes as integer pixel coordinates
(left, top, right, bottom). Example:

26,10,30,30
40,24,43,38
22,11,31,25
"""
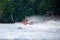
21,16,33,25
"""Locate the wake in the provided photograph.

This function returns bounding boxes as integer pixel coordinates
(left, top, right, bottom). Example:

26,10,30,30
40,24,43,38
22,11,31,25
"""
0,16,60,40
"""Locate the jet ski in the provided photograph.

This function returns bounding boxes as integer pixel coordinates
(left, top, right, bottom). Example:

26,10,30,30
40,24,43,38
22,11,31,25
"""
15,16,34,29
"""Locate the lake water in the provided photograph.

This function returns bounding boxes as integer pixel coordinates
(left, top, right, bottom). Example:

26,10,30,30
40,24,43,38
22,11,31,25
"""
0,16,60,40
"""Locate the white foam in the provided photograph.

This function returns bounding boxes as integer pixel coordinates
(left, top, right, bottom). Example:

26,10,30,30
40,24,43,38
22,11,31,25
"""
0,16,60,40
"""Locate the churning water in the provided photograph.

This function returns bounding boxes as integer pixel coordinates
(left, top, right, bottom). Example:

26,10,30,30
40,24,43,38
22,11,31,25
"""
0,16,60,40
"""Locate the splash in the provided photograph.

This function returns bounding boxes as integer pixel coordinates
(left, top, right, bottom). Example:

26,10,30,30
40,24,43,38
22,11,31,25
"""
0,16,60,40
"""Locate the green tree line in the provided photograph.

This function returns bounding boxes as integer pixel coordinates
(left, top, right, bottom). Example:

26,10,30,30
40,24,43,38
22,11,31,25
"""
0,0,57,23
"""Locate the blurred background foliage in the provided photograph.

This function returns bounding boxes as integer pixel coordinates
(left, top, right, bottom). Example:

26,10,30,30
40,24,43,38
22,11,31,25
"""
0,0,59,23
